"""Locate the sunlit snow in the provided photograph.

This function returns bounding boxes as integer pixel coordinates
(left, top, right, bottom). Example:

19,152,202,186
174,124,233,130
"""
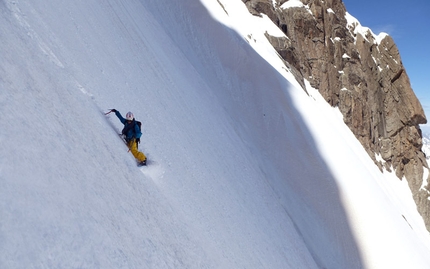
1,0,430,268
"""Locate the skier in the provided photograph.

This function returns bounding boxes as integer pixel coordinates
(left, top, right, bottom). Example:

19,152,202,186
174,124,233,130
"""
109,109,147,166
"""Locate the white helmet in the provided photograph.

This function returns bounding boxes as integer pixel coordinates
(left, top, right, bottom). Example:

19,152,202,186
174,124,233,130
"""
126,111,134,121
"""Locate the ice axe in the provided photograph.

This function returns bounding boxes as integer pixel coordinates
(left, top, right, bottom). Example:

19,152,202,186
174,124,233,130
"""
104,109,116,115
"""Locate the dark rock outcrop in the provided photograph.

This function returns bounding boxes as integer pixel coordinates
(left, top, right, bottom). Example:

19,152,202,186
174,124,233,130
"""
242,0,430,230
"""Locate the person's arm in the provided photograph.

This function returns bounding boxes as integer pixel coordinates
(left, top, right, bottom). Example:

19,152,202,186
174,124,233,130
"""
134,123,142,139
114,110,126,124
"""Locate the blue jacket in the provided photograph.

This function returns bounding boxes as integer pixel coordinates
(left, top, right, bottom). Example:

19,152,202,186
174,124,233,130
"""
115,111,142,141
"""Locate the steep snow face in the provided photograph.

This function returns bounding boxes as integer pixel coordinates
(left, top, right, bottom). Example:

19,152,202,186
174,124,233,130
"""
1,0,430,268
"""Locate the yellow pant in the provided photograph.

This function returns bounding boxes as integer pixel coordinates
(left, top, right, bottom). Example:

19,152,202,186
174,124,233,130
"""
127,139,146,162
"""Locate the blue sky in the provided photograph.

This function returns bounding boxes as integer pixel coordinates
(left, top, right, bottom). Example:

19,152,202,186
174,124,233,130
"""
342,0,430,133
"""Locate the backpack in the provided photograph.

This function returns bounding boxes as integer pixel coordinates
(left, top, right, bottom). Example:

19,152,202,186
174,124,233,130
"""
122,120,142,136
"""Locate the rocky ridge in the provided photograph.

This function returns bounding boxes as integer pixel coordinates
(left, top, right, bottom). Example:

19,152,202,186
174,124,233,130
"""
242,0,430,230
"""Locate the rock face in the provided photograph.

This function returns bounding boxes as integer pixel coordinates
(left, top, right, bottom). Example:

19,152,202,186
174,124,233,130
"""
242,0,430,230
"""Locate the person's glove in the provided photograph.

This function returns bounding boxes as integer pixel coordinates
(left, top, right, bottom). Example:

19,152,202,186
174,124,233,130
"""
136,138,140,143
111,109,117,113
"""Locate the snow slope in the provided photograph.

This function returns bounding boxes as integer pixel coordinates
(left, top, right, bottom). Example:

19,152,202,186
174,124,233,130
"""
1,0,430,268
